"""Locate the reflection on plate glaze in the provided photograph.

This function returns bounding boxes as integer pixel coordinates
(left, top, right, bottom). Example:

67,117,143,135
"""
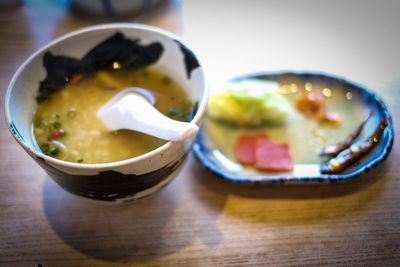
211,150,243,172
193,72,394,184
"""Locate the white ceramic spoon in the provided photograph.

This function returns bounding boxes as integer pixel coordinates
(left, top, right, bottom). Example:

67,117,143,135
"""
97,88,199,142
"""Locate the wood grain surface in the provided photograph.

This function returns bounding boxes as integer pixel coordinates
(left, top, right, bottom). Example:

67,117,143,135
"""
0,1,399,266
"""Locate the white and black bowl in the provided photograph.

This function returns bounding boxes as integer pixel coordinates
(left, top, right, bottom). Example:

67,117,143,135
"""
5,23,208,203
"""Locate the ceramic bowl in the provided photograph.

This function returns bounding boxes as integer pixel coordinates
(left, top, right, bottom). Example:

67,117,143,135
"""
5,23,207,202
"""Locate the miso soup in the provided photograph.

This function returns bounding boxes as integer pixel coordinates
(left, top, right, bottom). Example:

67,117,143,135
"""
32,68,193,164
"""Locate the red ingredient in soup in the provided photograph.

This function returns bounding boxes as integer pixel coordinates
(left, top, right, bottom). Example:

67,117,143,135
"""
68,74,83,85
51,129,65,139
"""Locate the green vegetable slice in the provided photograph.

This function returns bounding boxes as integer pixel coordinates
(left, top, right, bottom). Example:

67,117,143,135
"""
208,79,292,126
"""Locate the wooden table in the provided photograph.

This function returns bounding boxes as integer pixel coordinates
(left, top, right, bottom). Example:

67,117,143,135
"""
1,1,399,266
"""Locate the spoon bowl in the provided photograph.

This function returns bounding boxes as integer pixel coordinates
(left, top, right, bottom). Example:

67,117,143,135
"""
97,87,199,142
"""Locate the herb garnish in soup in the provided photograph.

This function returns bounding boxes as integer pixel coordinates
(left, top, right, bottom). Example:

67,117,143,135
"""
32,68,193,163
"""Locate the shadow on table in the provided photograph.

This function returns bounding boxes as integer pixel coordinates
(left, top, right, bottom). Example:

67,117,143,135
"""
42,159,223,263
43,177,176,262
42,152,392,262
191,154,392,224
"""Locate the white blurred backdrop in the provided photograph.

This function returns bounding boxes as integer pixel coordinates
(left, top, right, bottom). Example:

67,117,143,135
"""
181,0,400,92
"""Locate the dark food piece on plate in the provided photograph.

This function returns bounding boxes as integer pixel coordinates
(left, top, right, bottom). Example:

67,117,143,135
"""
319,112,372,157
321,118,388,174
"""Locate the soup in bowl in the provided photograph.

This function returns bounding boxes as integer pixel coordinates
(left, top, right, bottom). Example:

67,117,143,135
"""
5,24,208,202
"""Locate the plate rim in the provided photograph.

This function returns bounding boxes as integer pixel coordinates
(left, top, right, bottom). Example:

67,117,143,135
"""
192,70,395,184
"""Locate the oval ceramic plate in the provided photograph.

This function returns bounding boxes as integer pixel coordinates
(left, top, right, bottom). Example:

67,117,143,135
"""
192,71,394,184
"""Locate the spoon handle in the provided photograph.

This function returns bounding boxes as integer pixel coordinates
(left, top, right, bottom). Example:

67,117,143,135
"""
98,92,198,142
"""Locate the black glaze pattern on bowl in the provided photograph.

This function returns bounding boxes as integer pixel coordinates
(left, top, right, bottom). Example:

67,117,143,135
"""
188,101,199,121
192,71,395,184
37,32,164,102
9,122,24,143
35,154,187,201
174,40,200,79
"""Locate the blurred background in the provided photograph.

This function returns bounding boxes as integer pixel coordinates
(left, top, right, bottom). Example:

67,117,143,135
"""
1,0,399,92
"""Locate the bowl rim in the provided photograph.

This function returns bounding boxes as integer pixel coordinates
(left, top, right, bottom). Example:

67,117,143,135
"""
4,23,209,170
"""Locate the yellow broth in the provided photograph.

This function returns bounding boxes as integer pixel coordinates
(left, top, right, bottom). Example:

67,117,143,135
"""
32,68,192,164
